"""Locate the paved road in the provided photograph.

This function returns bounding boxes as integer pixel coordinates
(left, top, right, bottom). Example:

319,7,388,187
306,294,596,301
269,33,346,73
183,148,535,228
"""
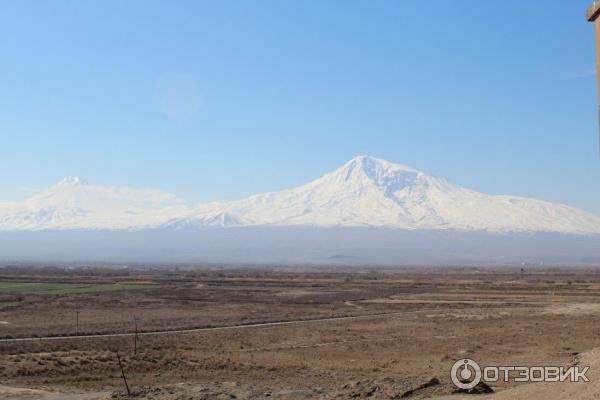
0,311,412,344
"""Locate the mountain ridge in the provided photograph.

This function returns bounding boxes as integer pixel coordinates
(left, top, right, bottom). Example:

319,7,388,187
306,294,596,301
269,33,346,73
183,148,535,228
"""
1,156,599,234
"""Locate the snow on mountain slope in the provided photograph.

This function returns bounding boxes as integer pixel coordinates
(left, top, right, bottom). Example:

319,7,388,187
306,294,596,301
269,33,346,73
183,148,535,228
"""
0,177,186,230
177,156,600,234
1,156,599,234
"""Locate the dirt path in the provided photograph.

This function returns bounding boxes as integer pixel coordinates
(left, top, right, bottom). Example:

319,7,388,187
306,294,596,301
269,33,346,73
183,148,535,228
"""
0,310,415,343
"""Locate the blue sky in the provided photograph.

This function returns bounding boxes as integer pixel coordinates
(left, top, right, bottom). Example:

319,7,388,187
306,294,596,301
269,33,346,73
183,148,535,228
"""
1,0,599,214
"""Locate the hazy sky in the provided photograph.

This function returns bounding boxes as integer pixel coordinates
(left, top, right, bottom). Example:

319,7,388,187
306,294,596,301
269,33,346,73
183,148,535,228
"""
1,0,599,214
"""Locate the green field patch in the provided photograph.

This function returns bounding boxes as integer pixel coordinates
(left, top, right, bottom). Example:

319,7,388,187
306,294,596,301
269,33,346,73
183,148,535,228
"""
0,282,146,295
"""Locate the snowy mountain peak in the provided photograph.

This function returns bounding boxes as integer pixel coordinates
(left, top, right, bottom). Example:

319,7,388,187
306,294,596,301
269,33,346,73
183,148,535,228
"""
56,176,87,187
319,155,433,197
343,155,418,174
334,156,414,182
181,156,600,234
0,178,185,231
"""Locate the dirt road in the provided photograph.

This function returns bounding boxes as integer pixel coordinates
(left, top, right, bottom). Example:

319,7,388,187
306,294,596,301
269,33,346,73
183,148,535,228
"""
0,311,415,343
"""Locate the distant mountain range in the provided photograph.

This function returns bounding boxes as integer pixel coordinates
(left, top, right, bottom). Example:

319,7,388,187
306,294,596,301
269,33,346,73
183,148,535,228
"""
1,156,599,235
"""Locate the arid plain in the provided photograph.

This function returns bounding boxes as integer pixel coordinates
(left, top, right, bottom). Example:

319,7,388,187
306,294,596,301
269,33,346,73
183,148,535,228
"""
1,265,600,399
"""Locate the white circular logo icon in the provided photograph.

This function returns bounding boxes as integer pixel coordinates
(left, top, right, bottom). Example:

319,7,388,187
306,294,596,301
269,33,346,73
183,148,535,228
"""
451,359,482,389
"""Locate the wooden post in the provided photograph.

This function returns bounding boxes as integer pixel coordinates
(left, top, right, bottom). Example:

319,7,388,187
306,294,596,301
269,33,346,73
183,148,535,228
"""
133,315,138,356
76,310,79,336
116,351,131,396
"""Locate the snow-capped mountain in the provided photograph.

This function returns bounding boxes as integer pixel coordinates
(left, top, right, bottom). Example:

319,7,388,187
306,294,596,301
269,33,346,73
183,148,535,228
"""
0,177,187,230
175,156,600,234
1,156,600,234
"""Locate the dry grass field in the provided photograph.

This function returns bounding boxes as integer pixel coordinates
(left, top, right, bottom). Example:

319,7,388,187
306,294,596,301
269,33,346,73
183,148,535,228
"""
1,265,600,399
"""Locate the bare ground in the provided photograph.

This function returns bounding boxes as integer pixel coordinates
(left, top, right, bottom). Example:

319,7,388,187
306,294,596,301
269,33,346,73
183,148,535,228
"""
1,266,600,399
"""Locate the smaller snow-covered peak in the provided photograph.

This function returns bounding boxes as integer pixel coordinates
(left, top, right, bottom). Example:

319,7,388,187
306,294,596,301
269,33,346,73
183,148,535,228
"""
56,176,87,187
0,178,187,230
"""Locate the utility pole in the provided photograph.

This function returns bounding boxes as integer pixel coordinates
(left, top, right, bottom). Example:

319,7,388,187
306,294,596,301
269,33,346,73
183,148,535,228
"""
133,315,138,356
116,351,131,396
586,1,600,151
